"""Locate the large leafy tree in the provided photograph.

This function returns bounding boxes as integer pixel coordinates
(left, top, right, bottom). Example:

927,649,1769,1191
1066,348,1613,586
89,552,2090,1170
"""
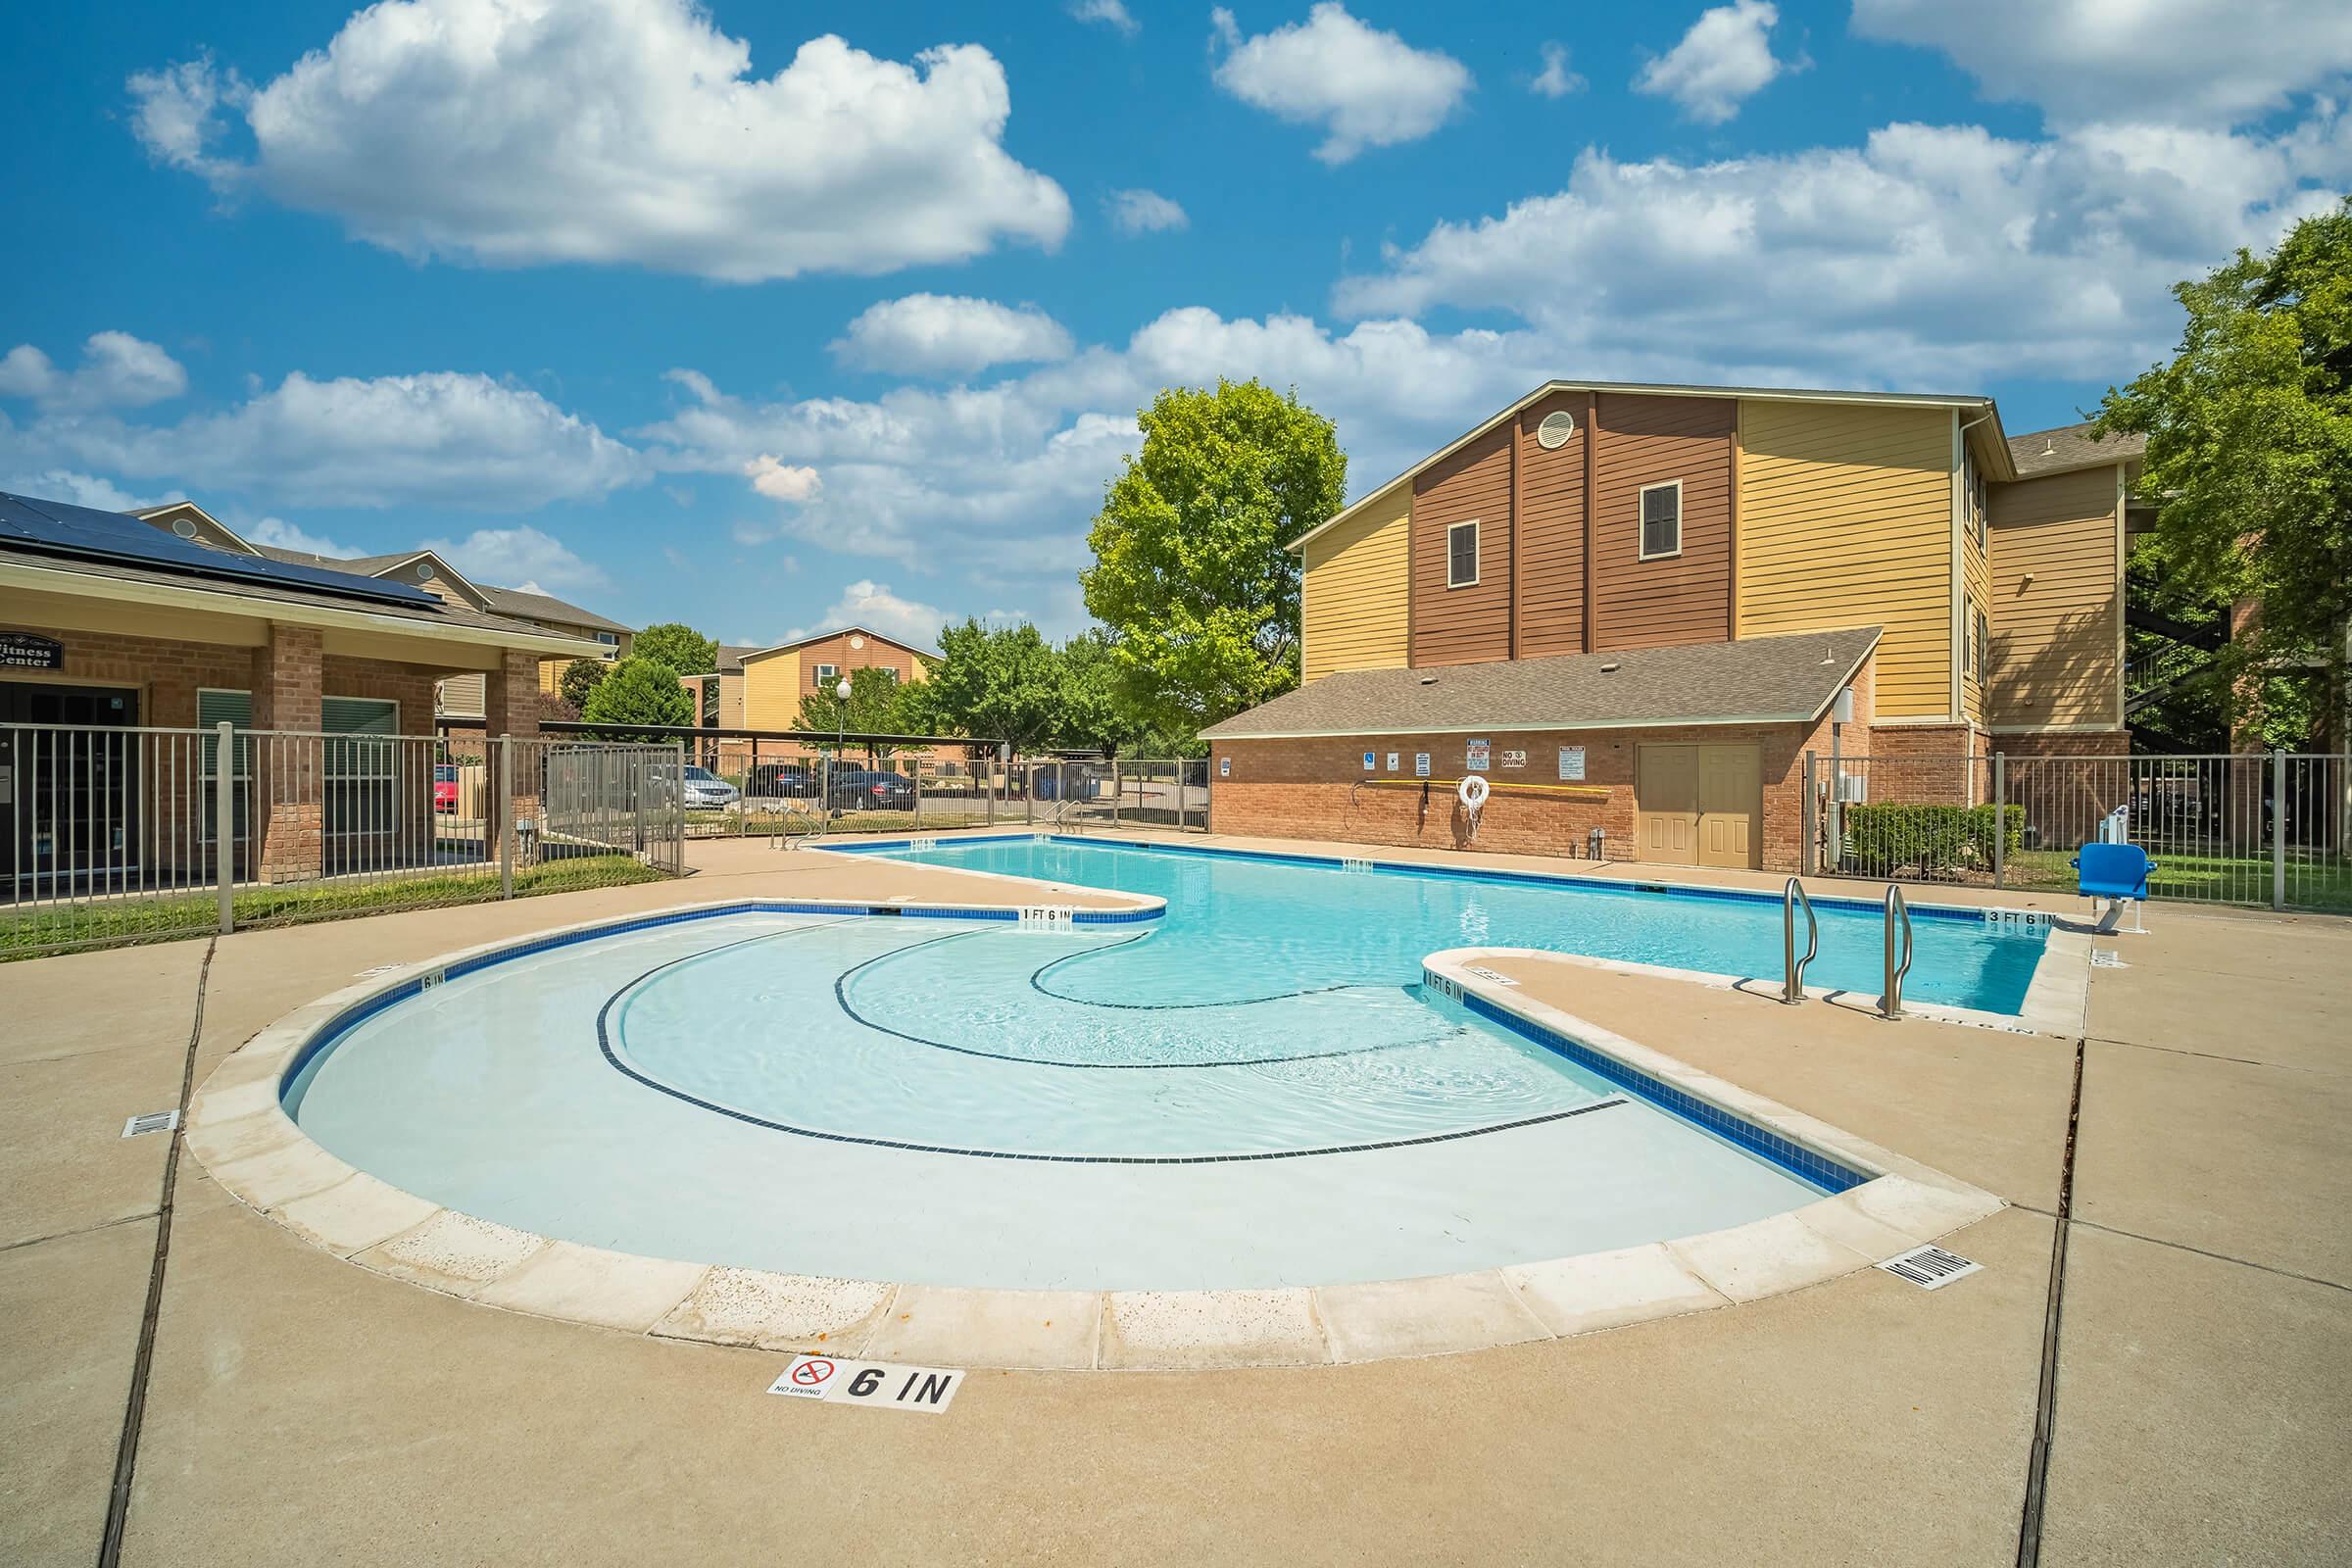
630,621,718,675
1057,628,1176,756
1081,379,1346,739
579,655,696,730
2098,198,2352,743
796,666,923,759
909,618,1063,752
557,656,607,710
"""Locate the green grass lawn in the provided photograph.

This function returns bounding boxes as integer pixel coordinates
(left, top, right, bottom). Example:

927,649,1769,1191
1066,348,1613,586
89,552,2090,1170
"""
1,853,667,959
2003,847,2352,909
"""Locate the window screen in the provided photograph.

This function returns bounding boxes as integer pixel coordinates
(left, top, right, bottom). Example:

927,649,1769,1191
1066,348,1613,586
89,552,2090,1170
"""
1446,520,1479,587
1640,484,1681,558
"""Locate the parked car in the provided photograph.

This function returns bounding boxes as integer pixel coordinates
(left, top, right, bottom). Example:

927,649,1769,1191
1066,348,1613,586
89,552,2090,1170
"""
746,761,815,799
433,763,460,813
828,768,915,811
675,764,740,810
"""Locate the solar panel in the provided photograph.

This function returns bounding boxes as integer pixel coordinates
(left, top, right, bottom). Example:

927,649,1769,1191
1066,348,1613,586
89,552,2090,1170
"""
0,491,441,608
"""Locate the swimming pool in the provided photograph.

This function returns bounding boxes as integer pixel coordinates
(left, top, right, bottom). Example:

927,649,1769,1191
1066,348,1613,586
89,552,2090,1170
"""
846,834,2050,1016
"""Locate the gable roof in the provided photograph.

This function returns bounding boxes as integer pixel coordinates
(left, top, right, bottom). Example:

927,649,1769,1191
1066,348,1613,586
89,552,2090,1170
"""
1291,379,2018,554
713,643,760,674
737,624,937,664
475,582,631,634
2007,420,2145,479
1200,628,1881,740
248,544,493,610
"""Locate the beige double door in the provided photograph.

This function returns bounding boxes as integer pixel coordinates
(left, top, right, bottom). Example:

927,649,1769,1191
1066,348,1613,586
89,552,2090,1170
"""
1635,743,1760,870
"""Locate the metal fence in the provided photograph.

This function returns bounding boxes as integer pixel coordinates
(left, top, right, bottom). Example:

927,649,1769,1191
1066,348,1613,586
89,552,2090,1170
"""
3,722,685,958
1806,750,2351,912
683,751,1211,840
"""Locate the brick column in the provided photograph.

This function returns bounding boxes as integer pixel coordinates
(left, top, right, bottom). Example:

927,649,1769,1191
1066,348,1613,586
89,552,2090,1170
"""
250,623,324,882
481,651,543,862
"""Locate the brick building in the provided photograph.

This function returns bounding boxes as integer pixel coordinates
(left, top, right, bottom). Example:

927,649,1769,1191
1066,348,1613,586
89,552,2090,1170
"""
1202,380,2142,869
2,489,607,886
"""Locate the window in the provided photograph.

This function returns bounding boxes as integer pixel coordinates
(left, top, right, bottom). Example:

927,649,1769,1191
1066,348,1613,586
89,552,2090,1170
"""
1639,481,1682,560
811,662,840,689
1446,519,1479,587
196,688,253,846
595,631,619,650
321,697,400,861
1974,605,1991,683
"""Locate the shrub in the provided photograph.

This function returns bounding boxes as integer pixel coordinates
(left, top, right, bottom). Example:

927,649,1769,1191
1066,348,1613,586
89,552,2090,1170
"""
1841,802,2023,878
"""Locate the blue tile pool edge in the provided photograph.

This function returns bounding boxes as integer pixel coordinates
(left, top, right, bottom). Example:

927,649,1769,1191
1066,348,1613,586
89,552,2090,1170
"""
276,894,1164,1103
831,830,2038,928
1422,962,1873,1195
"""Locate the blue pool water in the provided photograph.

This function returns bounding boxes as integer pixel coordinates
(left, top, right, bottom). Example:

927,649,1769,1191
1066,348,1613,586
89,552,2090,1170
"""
851,835,2048,1015
279,838,2033,1289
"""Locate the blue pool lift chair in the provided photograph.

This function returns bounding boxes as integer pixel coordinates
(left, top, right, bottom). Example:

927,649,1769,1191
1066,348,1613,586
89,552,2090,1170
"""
2074,842,2155,933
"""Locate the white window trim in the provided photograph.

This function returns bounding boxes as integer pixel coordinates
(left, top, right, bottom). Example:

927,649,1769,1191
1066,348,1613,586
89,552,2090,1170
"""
1637,479,1684,562
1446,519,1480,588
811,662,841,689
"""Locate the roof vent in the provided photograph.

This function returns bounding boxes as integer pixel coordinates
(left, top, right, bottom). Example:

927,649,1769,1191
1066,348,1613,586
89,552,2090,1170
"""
1536,410,1578,450
1418,674,1439,685
171,516,198,539
2042,437,2056,456
1599,662,1620,673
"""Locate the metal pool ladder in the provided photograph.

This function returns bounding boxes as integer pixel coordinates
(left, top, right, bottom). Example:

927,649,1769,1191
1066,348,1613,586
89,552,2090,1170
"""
1782,877,1819,1004
1882,885,1914,1020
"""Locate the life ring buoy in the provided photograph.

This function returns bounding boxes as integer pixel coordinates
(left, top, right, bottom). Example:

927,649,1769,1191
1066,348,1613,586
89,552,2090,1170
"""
1457,774,1490,812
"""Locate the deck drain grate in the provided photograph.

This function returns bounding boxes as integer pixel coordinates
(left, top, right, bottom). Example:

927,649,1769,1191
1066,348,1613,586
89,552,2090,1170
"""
121,1109,181,1139
1877,1244,1981,1290
2089,948,2129,969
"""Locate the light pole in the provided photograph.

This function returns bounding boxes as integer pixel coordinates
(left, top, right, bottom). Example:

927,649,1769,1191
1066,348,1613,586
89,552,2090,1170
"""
833,675,851,808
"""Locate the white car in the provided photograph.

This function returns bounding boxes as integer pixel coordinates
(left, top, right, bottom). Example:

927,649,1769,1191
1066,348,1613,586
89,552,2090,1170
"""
677,765,741,809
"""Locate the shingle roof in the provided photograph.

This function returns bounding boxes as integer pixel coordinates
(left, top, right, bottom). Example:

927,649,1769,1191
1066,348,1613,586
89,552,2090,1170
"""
714,643,760,674
2008,420,2144,478
3,543,606,648
476,583,631,634
250,543,631,633
1200,629,1881,740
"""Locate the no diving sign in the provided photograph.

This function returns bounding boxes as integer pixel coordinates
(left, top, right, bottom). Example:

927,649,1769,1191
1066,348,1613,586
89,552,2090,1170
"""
767,1354,963,1414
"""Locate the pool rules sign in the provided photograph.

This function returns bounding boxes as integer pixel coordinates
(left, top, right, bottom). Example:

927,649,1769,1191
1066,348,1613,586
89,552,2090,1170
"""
768,1354,963,1414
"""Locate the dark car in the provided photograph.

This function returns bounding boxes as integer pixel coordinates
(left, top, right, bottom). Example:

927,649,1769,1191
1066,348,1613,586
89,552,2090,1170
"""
828,769,915,811
746,761,815,799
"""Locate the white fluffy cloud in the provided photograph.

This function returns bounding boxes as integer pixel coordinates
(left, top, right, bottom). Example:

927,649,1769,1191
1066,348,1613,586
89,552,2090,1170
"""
1634,0,1793,125
1210,4,1473,164
127,0,1070,281
1853,0,2352,128
0,332,187,412
1069,0,1140,36
745,455,823,504
1336,115,2351,387
831,295,1076,376
1106,188,1190,235
240,515,360,559
0,469,178,512
1531,43,1585,101
420,525,612,595
785,580,956,649
4,365,645,511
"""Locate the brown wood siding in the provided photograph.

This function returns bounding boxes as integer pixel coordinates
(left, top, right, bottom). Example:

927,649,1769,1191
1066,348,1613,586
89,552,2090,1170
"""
1987,467,2122,730
1409,423,1512,665
1591,394,1733,651
1513,390,1588,658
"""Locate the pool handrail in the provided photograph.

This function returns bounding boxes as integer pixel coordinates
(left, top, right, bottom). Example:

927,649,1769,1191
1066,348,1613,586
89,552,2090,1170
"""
1882,884,1913,1020
1782,877,1819,1004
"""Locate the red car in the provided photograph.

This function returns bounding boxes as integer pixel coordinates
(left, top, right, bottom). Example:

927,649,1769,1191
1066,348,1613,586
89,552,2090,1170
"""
433,763,460,813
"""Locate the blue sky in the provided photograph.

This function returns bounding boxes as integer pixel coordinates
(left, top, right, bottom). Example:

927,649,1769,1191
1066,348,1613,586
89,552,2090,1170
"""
3,1,2346,649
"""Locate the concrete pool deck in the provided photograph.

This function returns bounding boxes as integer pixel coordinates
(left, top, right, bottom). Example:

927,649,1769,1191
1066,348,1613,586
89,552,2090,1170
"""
5,831,2348,1564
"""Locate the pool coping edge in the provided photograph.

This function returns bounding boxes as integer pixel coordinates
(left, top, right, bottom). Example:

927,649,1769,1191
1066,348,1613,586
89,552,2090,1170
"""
184,896,2009,1373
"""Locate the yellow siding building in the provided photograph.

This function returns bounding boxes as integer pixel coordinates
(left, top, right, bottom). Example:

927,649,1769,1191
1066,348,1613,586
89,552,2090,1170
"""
1986,466,2126,732
1300,479,1410,683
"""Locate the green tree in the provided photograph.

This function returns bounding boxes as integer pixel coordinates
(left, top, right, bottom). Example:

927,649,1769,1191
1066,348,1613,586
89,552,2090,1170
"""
630,621,718,675
558,657,608,710
1056,628,1170,755
579,655,696,731
796,666,922,759
1081,379,1346,740
913,618,1063,752
2098,198,2352,743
